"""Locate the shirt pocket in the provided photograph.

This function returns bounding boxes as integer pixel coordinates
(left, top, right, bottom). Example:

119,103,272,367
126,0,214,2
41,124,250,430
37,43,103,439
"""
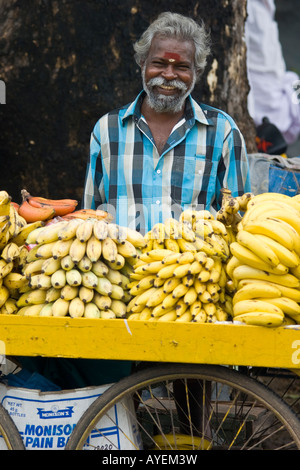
171,154,213,206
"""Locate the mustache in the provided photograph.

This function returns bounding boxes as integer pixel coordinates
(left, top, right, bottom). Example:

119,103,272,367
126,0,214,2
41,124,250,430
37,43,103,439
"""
146,77,188,92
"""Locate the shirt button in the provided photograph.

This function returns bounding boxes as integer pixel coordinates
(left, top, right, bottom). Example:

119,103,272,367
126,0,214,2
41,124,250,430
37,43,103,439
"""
156,200,160,205
157,169,161,174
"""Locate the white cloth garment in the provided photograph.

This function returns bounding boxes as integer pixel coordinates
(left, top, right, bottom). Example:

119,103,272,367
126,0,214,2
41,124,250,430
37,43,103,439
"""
245,0,300,144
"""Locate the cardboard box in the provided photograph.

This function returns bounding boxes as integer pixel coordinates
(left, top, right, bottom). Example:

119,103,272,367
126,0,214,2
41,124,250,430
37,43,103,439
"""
0,384,142,450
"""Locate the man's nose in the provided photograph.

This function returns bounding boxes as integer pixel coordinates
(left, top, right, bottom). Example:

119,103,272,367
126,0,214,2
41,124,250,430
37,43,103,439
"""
161,65,177,80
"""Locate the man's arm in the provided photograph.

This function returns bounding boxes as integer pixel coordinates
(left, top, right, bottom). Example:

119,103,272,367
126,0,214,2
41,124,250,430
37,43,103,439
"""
82,129,103,210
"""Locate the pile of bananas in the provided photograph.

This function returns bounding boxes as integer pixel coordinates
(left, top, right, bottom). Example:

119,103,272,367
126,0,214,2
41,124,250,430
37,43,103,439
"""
126,210,232,323
226,192,300,327
12,218,146,319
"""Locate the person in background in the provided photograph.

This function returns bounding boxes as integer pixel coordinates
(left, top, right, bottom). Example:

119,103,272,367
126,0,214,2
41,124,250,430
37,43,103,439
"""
245,0,300,151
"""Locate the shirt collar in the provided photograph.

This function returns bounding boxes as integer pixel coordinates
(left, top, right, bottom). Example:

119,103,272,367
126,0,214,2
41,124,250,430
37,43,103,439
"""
122,90,211,126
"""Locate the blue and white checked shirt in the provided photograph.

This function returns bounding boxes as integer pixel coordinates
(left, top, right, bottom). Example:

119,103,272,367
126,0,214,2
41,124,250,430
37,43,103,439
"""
83,91,251,233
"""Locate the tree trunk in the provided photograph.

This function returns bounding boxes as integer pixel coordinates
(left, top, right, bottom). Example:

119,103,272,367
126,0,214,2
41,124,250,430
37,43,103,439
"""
0,0,256,204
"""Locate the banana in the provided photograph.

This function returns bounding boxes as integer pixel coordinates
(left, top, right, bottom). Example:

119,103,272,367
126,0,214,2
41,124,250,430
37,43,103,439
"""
18,303,48,317
236,230,279,267
164,238,180,253
157,310,177,322
193,219,214,239
1,242,21,262
215,307,229,322
194,278,207,295
52,298,70,317
91,259,109,277
95,277,113,296
255,234,300,268
226,256,241,280
60,254,75,271
145,286,168,307
0,259,13,278
176,238,197,253
162,277,181,293
188,260,202,275
193,310,207,323
178,221,196,242
110,299,127,318
84,302,101,318
39,303,54,317
131,286,158,307
35,221,67,245
69,238,86,263
183,286,197,305
246,192,300,211
235,192,254,211
77,285,94,303
258,296,300,317
14,222,45,246
21,190,78,216
28,273,51,290
164,218,180,239
230,242,288,275
17,288,47,307
203,302,217,318
0,224,10,251
156,263,178,279
106,223,126,244
160,252,182,265
0,298,18,315
102,237,118,263
93,219,109,240
139,307,152,320
179,209,197,224
237,279,300,303
197,268,211,283
81,271,98,289
77,255,93,273
182,273,194,287
44,288,61,305
18,199,55,223
173,263,192,278
51,269,67,288
199,290,213,304
0,285,9,307
242,219,295,251
23,258,44,278
234,311,284,327
208,257,222,283
86,235,102,262
69,297,85,318
143,248,174,262
193,237,218,256
137,260,164,274
58,218,83,240
233,299,284,317
3,272,28,291
129,275,156,295
241,200,299,226
175,310,193,322
232,282,282,305
123,227,146,248
232,265,300,288
117,240,137,258
93,292,111,310
76,219,95,242
41,256,62,275
172,282,189,298
106,267,123,286
161,293,179,310
17,245,30,271
36,241,58,259
206,282,221,299
189,299,202,317
223,196,240,214
52,238,74,259
61,284,79,301
66,268,82,286
106,254,125,270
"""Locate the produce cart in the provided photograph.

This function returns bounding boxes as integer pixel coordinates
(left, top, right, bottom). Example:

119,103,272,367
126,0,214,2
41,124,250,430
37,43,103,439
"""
0,315,300,450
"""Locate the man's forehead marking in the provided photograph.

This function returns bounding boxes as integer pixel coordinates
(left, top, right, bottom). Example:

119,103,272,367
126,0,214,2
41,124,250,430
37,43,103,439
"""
163,52,181,62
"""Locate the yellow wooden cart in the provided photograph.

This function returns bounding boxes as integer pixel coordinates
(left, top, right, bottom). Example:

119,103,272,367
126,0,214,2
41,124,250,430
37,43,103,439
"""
1,316,300,450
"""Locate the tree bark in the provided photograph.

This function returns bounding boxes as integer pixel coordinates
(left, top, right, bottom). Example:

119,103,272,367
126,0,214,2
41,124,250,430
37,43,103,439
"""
0,0,256,204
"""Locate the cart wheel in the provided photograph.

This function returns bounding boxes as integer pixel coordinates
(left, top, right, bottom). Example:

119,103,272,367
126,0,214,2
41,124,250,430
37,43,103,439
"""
66,363,300,450
0,403,25,449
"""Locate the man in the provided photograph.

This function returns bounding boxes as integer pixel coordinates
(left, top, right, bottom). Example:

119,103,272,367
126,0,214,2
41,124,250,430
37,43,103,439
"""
82,12,251,441
83,12,251,234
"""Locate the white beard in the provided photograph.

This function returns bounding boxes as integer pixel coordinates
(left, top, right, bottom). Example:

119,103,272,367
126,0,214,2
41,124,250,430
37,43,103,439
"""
142,68,196,114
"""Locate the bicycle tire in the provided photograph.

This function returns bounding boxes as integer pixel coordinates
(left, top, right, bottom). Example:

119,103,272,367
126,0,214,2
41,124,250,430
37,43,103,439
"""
0,403,25,449
66,363,300,450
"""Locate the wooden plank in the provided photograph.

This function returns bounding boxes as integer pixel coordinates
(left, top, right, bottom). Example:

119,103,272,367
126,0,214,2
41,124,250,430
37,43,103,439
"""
0,316,299,369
